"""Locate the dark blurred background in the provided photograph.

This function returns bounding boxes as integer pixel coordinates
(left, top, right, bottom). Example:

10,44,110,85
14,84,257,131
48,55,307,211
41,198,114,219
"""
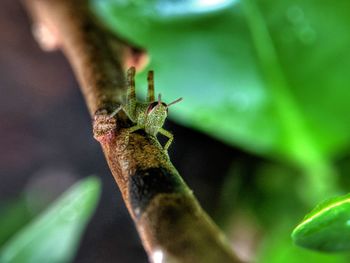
0,1,257,262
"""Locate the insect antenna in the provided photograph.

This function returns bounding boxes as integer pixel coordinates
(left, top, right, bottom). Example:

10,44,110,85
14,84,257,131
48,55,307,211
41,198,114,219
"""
167,97,183,107
158,93,162,105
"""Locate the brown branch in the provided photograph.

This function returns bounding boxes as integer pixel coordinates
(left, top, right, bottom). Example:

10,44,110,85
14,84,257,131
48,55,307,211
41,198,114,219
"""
23,0,242,262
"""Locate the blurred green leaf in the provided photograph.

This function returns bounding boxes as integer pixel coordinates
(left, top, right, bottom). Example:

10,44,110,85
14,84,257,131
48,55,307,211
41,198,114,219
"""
292,193,350,252
91,0,350,167
0,176,101,263
258,222,349,263
0,199,33,247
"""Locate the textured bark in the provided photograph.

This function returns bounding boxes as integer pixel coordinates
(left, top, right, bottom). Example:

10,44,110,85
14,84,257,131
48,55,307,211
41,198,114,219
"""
23,1,242,262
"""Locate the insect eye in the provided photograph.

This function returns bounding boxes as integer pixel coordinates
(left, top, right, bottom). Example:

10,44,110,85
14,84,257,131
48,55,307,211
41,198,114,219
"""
147,102,158,114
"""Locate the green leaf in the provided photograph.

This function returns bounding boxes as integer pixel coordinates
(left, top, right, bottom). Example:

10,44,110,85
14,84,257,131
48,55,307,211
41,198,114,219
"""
0,199,33,247
259,222,348,263
90,0,350,167
0,176,101,263
292,193,350,252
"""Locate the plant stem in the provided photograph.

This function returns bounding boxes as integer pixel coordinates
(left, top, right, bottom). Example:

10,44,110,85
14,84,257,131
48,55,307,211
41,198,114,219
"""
23,0,241,262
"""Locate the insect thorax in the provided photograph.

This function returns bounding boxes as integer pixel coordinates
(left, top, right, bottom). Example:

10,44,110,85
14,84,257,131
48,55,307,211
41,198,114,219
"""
145,105,167,136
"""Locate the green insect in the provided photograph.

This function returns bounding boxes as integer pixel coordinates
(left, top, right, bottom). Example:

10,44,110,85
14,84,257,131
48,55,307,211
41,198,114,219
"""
110,67,182,151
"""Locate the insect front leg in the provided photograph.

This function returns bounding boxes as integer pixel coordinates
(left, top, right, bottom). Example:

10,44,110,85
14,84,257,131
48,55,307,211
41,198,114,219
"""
147,70,155,102
109,105,122,118
159,128,174,151
128,125,142,134
122,124,142,147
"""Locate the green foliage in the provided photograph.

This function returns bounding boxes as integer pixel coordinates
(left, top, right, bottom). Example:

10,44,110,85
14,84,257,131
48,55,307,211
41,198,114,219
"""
89,0,350,260
250,164,350,261
258,223,348,263
292,193,350,252
0,199,33,247
91,0,350,168
0,177,101,263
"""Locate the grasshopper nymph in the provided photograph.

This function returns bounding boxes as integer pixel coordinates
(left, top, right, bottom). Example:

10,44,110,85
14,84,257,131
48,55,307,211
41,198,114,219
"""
110,67,182,151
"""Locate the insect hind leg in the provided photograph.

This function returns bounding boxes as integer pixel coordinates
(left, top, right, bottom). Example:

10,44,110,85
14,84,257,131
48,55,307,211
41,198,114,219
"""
147,70,155,102
125,67,137,120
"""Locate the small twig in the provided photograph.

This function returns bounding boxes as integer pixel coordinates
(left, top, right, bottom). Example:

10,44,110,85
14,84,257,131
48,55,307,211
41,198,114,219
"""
23,0,241,262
